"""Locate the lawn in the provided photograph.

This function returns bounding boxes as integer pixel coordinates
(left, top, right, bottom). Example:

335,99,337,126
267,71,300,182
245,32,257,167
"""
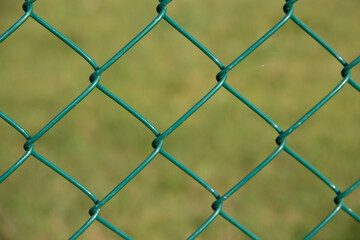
0,0,359,239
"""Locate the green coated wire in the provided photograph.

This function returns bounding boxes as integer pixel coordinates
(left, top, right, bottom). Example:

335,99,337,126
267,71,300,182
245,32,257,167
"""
0,0,358,239
0,5,33,43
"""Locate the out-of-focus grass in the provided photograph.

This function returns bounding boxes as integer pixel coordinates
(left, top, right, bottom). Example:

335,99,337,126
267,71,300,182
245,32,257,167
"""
0,0,359,239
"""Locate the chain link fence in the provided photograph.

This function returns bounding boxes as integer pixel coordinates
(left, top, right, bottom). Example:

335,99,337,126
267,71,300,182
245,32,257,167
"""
0,0,359,239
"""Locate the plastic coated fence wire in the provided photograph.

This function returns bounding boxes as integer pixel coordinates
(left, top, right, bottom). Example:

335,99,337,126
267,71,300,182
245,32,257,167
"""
0,0,359,239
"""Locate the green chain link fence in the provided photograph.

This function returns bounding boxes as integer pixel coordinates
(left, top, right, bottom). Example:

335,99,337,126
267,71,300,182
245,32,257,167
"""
1,0,359,239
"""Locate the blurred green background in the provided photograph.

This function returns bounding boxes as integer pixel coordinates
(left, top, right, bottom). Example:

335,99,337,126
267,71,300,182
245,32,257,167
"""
0,0,359,239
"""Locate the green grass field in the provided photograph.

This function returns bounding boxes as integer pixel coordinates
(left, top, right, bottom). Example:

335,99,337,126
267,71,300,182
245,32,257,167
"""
0,0,359,239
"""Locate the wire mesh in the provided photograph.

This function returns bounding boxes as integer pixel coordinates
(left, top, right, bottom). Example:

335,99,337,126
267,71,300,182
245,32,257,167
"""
0,0,359,239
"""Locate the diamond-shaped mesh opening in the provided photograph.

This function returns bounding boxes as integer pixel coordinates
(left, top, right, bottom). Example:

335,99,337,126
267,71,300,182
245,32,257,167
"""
31,0,156,63
0,19,92,132
227,20,346,127
221,151,340,239
100,22,219,130
164,90,277,193
96,154,216,239
35,89,156,197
